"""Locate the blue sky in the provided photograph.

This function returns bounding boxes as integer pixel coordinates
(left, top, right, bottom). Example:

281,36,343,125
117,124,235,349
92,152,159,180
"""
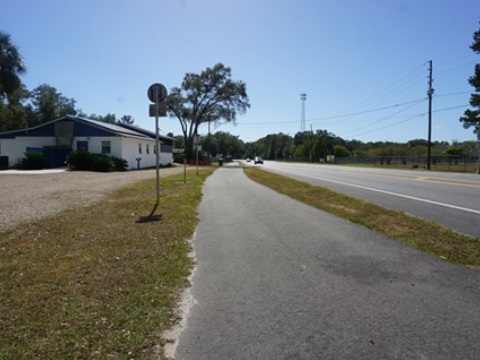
2,0,479,143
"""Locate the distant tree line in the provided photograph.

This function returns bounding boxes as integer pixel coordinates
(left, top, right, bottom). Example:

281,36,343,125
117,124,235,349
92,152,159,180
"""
0,31,134,132
168,128,476,164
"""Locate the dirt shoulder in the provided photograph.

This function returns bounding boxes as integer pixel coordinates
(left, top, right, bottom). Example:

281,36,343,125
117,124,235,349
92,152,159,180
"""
0,166,184,231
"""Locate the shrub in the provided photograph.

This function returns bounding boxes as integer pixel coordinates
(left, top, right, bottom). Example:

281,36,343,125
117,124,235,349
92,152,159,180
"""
66,150,128,172
91,154,114,172
66,150,93,171
173,154,184,164
110,155,128,171
20,152,45,170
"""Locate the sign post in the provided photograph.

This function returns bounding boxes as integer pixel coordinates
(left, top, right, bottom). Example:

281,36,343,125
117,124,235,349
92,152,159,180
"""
475,113,480,174
194,134,200,175
476,124,480,174
147,83,168,219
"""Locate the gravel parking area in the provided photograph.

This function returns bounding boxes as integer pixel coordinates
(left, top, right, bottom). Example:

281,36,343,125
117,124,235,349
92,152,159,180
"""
0,166,184,231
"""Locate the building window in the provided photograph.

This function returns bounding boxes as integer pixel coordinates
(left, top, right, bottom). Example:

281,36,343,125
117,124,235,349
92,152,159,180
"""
146,144,150,154
138,143,142,154
101,141,111,154
77,141,88,151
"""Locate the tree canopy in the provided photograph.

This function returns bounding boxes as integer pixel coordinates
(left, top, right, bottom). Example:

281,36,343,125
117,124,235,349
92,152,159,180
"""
29,84,77,125
0,31,26,101
167,63,250,159
202,131,245,159
460,21,480,131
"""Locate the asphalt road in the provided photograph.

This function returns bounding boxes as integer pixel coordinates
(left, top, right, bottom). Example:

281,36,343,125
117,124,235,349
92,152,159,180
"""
174,166,480,360
246,161,480,238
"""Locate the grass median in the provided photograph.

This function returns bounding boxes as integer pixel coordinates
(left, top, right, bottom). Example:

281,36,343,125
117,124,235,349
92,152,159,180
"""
0,168,215,359
244,167,480,268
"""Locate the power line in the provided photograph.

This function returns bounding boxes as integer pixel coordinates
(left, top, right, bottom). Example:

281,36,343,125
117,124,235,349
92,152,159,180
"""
431,104,469,113
236,98,427,126
433,98,458,140
365,76,426,110
347,113,424,138
435,61,476,76
341,99,426,135
434,91,470,97
345,63,426,113
430,51,476,77
307,98,426,122
346,104,469,138
233,101,468,129
347,58,473,115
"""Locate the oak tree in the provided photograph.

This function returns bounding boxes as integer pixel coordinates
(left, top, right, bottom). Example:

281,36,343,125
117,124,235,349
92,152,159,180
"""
167,63,250,159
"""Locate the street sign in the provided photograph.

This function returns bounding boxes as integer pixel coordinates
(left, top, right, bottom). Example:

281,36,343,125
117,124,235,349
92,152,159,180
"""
149,103,167,117
147,83,167,103
146,82,168,219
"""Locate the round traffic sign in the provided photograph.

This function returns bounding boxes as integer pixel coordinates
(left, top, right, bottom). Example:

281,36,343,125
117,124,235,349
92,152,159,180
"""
147,83,167,103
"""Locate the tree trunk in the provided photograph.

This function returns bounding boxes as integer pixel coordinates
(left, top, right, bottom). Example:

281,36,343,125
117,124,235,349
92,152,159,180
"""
185,135,195,161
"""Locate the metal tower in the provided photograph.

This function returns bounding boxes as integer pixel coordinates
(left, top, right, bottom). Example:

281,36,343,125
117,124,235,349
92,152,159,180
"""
300,93,307,132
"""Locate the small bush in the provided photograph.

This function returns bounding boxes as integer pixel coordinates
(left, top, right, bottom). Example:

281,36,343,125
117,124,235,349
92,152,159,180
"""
66,150,128,172
91,154,114,172
20,152,45,170
110,155,128,171
66,150,93,171
173,154,185,164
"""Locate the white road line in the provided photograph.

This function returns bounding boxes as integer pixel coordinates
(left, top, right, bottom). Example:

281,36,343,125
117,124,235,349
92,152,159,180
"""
281,169,480,216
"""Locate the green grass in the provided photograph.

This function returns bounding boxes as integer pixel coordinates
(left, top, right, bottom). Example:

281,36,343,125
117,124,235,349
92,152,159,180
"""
244,167,480,268
0,168,215,359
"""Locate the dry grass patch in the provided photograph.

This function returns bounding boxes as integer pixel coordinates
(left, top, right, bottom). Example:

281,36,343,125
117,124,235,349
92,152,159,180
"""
0,168,215,359
244,167,480,268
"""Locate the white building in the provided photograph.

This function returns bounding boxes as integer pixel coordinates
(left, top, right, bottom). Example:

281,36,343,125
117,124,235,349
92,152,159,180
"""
0,115,173,170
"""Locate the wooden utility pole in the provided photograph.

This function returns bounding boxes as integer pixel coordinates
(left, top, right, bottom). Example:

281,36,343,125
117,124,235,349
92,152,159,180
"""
427,60,434,170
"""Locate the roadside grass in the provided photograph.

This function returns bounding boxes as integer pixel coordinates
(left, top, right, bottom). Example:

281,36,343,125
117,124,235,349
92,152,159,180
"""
244,167,480,268
0,168,215,359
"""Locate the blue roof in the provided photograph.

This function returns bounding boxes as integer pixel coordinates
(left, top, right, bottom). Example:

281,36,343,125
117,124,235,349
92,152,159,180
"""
0,115,172,141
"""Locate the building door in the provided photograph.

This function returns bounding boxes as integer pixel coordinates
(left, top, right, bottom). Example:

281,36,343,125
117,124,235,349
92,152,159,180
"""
77,141,88,151
43,147,71,168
